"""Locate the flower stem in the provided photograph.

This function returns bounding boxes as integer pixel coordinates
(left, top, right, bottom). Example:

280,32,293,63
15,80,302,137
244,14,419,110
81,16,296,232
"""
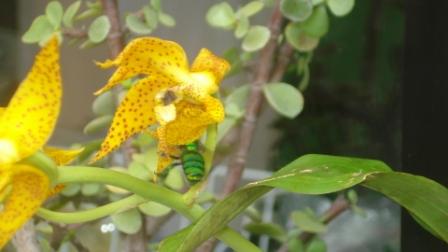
37,194,147,223
44,166,260,252
22,151,58,186
204,124,218,174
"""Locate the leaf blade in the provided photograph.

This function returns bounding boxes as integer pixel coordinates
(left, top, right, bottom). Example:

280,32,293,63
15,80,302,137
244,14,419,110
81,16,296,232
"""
263,82,304,118
362,172,448,242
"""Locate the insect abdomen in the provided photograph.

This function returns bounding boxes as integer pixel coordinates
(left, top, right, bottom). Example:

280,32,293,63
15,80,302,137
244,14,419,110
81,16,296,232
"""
181,151,204,184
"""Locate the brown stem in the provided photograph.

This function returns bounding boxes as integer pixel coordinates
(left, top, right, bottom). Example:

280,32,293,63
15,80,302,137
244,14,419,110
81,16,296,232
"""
277,194,350,252
99,0,136,165
62,28,88,38
221,0,285,196
99,0,125,58
198,3,294,252
270,43,294,82
98,1,145,251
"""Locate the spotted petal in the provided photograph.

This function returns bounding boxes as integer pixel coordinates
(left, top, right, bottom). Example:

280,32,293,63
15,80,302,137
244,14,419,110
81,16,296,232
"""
191,48,230,84
159,96,224,146
95,37,189,95
0,38,61,164
43,146,84,196
0,165,50,248
43,146,84,166
93,74,176,162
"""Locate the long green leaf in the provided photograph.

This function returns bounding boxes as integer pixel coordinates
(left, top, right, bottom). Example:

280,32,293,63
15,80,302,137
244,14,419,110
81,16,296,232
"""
363,172,448,242
174,154,391,251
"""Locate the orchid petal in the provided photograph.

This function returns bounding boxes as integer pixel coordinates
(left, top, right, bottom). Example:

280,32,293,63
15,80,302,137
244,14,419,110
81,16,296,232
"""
93,74,176,162
159,97,224,146
0,165,50,248
43,146,84,166
0,37,61,164
95,37,189,95
191,48,230,84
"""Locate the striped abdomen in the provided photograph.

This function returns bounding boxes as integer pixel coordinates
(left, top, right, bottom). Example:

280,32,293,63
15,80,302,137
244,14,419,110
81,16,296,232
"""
181,150,204,184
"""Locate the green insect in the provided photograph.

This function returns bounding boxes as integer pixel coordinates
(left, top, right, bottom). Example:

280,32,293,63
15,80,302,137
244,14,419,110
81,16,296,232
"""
167,142,205,185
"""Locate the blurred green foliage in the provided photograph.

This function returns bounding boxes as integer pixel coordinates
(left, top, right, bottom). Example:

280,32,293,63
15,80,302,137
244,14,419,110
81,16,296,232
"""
272,0,404,169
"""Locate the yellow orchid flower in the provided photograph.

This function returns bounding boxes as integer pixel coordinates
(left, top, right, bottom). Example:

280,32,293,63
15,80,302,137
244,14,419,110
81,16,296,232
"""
0,37,63,248
93,37,229,175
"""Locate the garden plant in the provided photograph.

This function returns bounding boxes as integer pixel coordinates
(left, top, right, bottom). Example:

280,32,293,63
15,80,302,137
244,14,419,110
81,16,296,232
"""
0,0,447,251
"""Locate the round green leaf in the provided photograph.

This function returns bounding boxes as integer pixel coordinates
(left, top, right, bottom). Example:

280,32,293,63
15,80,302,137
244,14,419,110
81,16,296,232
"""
158,12,176,27
306,237,327,252
126,15,152,35
164,168,184,190
138,201,171,217
143,6,158,29
63,0,81,28
238,1,264,17
234,16,250,39
88,15,111,43
22,16,54,44
92,91,115,116
225,84,250,117
263,82,304,118
111,209,142,234
61,183,81,197
300,5,329,38
151,0,161,11
46,1,63,29
206,2,236,29
288,238,305,252
83,115,113,135
291,211,327,233
285,22,319,52
280,0,313,22
242,25,271,52
347,189,358,204
128,161,150,180
327,0,355,17
81,183,102,196
79,39,97,49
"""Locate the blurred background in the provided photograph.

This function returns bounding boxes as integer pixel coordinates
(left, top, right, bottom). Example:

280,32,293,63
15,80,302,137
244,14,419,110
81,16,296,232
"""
1,0,446,251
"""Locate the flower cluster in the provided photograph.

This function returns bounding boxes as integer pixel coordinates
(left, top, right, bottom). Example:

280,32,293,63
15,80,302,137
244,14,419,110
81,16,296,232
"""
93,37,229,176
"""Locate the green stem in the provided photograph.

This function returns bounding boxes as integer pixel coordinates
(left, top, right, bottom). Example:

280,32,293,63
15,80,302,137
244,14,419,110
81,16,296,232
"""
203,124,218,174
38,195,147,223
22,151,58,186
43,166,260,252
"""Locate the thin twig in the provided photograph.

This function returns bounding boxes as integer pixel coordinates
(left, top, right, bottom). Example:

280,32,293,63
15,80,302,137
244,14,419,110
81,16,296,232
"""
100,0,137,165
62,28,88,38
198,2,294,252
99,0,125,58
270,43,294,82
221,0,295,195
99,1,145,251
221,0,285,196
